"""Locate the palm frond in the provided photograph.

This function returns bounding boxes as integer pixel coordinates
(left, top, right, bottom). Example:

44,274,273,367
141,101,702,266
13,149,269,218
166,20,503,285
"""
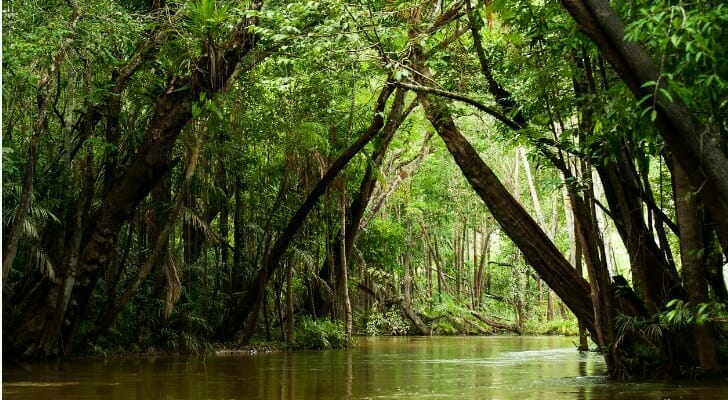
21,218,40,240
24,237,56,281
2,184,60,230
181,206,220,243
291,246,317,271
306,272,334,302
163,252,182,319
29,204,60,225
640,323,663,343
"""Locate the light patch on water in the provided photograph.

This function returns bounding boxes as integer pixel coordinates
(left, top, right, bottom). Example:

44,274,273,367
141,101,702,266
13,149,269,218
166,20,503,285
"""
415,347,594,367
3,381,81,387
500,347,582,360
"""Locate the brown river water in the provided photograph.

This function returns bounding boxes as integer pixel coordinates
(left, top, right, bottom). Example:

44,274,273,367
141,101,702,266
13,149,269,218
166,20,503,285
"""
3,336,727,399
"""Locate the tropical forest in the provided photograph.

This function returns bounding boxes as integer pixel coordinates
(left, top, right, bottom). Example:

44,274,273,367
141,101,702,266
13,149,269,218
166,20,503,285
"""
3,0,728,397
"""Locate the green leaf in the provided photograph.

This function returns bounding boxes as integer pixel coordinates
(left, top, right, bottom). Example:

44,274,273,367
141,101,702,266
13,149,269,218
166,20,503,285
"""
670,34,680,48
192,102,202,118
593,119,603,134
658,88,673,103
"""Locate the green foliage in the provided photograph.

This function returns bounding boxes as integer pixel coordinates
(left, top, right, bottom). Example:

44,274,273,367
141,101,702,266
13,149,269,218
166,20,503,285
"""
624,1,728,122
421,297,498,335
292,317,354,350
614,314,664,362
662,298,694,327
524,319,578,336
186,0,230,38
4,0,726,378
359,218,407,271
1,182,61,281
364,309,412,336
661,299,728,328
364,312,383,336
433,320,457,335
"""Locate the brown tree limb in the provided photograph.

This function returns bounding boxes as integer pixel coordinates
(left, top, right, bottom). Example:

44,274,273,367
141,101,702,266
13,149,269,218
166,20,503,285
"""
470,310,522,334
93,125,206,337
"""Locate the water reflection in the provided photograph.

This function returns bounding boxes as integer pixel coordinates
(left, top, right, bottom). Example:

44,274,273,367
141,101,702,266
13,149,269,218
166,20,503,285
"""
4,336,728,399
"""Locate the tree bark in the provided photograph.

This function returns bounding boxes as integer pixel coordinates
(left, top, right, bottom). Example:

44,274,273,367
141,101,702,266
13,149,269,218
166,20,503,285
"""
339,192,353,336
93,128,205,336
398,299,430,335
596,150,683,313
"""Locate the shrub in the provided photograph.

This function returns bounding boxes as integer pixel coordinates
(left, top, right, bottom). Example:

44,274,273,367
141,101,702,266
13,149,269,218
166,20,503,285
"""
524,318,578,336
292,317,354,350
365,312,386,336
432,320,457,335
364,309,412,336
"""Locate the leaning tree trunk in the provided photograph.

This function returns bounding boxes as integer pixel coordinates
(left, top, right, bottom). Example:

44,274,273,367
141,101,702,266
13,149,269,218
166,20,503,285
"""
415,90,598,340
310,88,410,317
405,36,598,340
92,129,205,337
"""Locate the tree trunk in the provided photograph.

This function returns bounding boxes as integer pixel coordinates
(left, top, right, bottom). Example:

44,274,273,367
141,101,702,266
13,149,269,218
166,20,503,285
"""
558,0,728,242
398,300,429,335
222,81,396,343
674,161,720,372
93,128,206,337
311,89,411,316
339,192,353,336
414,88,597,339
597,151,682,314
37,151,94,356
4,7,262,358
285,260,295,343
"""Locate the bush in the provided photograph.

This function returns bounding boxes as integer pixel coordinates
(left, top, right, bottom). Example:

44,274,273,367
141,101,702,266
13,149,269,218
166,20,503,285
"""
292,317,354,350
524,318,578,336
364,309,412,336
432,319,457,335
365,312,385,336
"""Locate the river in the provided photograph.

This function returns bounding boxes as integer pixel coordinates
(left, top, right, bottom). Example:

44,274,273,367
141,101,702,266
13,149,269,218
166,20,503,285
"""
3,336,727,399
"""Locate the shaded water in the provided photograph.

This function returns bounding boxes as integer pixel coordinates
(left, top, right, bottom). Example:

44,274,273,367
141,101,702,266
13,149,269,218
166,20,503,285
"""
3,336,727,399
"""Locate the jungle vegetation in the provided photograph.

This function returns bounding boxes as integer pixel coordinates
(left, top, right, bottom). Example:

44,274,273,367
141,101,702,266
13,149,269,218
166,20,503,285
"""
3,0,728,378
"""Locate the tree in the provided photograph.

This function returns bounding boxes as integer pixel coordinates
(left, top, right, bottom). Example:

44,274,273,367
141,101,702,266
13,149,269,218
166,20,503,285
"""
4,0,264,358
558,0,728,242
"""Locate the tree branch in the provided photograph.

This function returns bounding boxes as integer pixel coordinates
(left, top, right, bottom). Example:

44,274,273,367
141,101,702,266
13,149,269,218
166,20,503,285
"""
395,81,522,130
